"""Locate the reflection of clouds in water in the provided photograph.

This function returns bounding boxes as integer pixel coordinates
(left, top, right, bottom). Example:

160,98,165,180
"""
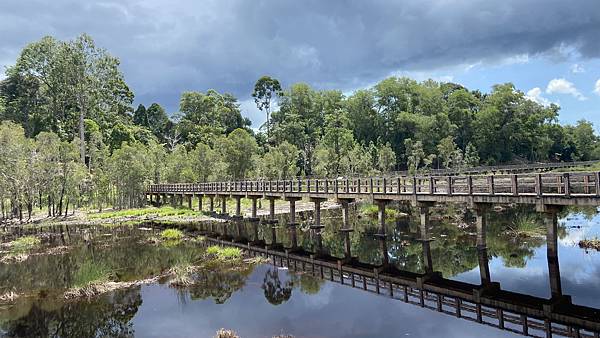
298,281,334,309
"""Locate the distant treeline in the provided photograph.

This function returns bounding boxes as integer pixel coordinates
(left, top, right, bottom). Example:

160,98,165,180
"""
0,34,598,220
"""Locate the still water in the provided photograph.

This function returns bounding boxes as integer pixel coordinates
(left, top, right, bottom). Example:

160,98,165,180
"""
1,203,599,337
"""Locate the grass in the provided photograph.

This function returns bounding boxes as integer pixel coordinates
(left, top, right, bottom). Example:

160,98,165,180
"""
73,261,114,288
88,206,198,220
9,236,41,253
161,228,184,240
360,204,402,219
506,214,545,238
206,245,242,260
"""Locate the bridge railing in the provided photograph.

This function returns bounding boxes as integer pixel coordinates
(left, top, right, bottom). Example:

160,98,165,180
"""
146,171,600,198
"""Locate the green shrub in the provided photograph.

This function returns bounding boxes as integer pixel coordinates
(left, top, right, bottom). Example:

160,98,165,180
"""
161,228,184,240
73,261,114,287
9,236,41,253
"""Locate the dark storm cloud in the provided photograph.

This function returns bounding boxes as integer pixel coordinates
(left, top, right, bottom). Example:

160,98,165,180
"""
1,0,600,119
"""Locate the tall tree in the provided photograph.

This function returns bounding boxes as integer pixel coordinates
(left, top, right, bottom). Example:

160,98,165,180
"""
252,76,282,142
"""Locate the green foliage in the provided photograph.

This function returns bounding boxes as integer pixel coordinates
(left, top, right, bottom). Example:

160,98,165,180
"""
9,236,41,253
205,245,242,260
160,229,184,240
73,261,114,287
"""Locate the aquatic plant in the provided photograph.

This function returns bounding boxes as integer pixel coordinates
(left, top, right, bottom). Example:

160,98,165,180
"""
506,214,545,238
73,261,114,288
206,245,242,260
206,245,221,255
161,228,184,240
214,329,239,338
360,204,403,219
89,206,198,220
9,236,41,253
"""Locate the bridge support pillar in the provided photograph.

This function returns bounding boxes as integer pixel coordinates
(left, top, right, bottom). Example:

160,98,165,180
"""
197,195,203,212
187,195,192,209
233,196,242,217
338,198,355,229
418,213,434,274
286,197,302,250
478,245,491,285
474,204,489,248
249,197,259,219
179,194,184,206
221,196,227,215
208,195,214,213
149,194,153,205
340,228,354,259
544,207,562,298
268,198,277,220
375,200,389,235
375,233,389,268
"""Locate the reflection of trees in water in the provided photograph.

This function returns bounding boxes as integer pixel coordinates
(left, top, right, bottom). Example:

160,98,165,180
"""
291,273,325,295
187,265,254,304
0,287,141,337
262,268,293,305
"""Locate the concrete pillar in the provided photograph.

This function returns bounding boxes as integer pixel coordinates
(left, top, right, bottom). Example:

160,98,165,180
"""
221,196,227,214
187,195,192,209
340,229,354,259
289,223,298,249
314,200,322,225
419,214,433,273
376,200,388,235
251,198,258,218
289,199,296,224
209,196,214,212
474,204,488,248
422,240,433,273
378,235,389,267
341,200,350,229
251,219,260,242
269,198,276,220
478,245,491,285
198,195,203,211
234,196,241,217
544,209,562,298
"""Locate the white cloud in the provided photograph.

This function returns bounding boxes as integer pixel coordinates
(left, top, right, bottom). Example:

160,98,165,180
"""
594,79,600,96
570,63,585,73
526,87,551,105
546,78,587,101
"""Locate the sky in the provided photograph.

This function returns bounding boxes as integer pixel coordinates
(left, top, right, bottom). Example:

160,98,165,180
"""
1,0,599,128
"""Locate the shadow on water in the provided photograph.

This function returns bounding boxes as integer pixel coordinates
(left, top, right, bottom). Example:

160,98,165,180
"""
0,203,599,337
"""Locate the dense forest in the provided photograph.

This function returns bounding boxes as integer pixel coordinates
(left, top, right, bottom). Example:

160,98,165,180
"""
1,34,599,219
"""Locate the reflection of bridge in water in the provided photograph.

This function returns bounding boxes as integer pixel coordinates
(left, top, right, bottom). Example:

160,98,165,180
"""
187,210,599,338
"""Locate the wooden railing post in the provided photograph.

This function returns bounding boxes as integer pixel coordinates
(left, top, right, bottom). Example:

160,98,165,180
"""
512,174,518,196
383,178,387,194
564,173,571,197
487,176,494,195
429,177,434,194
467,176,473,195
536,173,542,197
396,177,401,194
413,176,417,195
369,177,374,195
595,172,600,196
447,176,453,196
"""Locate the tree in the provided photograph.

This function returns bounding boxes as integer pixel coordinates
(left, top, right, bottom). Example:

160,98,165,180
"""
437,136,458,169
377,143,396,173
252,76,282,141
261,141,300,179
220,129,258,179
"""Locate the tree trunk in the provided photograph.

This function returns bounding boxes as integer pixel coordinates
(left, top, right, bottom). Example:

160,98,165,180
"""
79,110,86,164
